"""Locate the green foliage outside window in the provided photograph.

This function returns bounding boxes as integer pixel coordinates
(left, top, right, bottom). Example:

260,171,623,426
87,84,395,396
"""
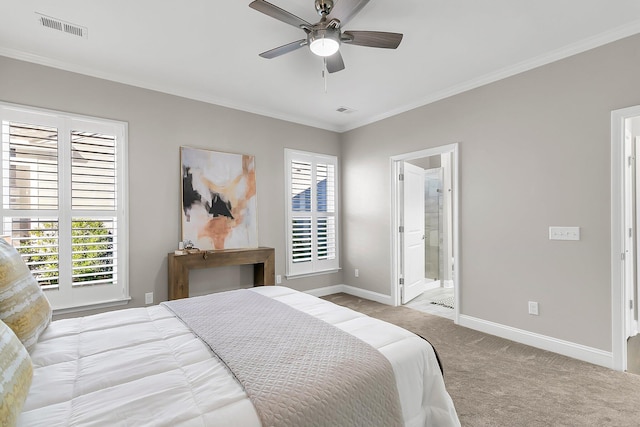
17,219,114,286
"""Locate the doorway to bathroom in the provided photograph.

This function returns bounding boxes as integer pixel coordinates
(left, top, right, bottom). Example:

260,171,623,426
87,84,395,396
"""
611,106,640,372
390,144,459,322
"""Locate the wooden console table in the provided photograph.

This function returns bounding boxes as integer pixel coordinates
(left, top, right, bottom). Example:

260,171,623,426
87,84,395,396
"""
168,247,275,300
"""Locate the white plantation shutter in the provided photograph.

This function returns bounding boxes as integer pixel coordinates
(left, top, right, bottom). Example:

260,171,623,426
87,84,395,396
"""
2,122,61,289
286,149,339,276
0,103,128,311
316,162,336,261
70,131,117,288
291,160,312,264
8,218,60,289
71,131,116,210
4,123,58,210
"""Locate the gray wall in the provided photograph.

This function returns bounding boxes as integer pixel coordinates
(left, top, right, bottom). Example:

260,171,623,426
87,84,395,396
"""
341,33,640,352
0,56,342,318
3,32,640,351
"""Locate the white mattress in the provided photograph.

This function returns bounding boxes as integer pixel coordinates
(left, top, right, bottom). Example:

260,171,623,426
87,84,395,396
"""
19,286,459,426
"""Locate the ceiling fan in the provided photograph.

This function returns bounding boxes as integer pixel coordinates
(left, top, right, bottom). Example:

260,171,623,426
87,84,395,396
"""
249,0,403,73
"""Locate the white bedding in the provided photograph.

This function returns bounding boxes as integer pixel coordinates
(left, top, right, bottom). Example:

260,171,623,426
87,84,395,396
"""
18,286,460,426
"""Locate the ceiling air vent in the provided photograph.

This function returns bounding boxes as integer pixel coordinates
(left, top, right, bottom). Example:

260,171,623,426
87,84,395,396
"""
36,13,88,39
336,106,356,114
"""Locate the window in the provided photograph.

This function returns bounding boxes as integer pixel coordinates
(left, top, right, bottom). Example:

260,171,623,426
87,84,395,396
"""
285,149,338,277
0,102,128,312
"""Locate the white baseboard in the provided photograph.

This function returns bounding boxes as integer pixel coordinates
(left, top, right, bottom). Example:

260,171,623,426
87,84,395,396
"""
424,280,441,291
305,285,345,298
459,314,614,369
306,284,393,305
307,286,613,369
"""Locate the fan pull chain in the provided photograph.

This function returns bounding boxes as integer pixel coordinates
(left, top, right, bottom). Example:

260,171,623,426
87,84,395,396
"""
323,58,328,93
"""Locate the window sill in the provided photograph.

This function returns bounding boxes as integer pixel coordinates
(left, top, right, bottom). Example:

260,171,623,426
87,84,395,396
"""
52,297,131,316
286,268,341,280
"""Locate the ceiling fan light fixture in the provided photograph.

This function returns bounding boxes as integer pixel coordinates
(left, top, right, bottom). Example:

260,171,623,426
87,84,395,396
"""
309,30,340,57
310,38,339,56
250,0,403,73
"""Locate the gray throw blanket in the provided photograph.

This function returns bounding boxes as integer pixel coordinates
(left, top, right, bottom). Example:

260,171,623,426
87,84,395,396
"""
162,290,403,427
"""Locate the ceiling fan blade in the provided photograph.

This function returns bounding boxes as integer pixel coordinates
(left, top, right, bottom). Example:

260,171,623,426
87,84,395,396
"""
325,51,345,73
259,39,308,59
327,0,370,27
342,31,403,49
249,0,312,29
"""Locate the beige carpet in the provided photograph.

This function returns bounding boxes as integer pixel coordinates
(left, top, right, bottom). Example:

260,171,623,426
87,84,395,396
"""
322,293,640,427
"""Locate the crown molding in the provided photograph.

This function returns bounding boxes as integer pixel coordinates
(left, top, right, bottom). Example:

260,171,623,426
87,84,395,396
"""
0,47,341,133
3,18,640,134
339,19,640,132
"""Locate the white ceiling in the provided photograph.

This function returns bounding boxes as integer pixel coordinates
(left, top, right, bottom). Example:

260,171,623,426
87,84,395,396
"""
2,1,640,132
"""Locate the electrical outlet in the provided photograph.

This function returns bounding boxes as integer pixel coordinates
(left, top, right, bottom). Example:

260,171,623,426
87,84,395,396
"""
276,275,282,284
145,292,153,305
528,301,539,315
354,269,359,278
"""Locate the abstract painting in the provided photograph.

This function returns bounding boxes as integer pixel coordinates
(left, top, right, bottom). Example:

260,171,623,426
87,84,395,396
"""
181,147,257,250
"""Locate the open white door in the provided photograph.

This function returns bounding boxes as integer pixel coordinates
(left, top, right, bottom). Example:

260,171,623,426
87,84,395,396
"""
624,127,639,338
401,162,426,303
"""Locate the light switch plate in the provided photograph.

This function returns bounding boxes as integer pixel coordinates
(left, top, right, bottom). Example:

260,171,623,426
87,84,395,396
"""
549,226,580,241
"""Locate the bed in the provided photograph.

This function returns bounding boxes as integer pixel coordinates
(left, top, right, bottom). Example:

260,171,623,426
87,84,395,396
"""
0,237,459,426
13,286,459,426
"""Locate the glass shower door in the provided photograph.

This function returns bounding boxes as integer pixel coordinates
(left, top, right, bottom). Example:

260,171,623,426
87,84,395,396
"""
424,167,443,281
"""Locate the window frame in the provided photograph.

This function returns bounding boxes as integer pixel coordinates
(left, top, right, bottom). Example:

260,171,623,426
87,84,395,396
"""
0,101,129,313
285,148,339,278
